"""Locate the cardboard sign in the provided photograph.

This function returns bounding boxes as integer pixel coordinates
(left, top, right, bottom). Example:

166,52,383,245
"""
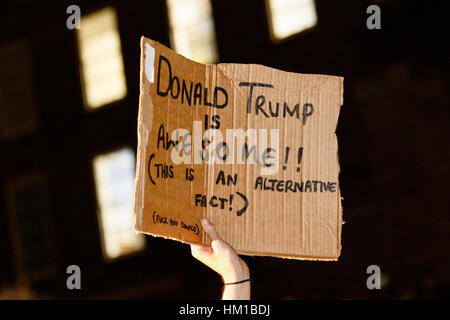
134,36,343,260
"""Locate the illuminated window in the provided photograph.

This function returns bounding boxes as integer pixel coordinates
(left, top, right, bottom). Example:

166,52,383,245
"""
166,0,218,63
267,0,317,40
76,7,127,109
93,148,145,260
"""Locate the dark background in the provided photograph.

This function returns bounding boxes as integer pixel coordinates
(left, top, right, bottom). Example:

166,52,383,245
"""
0,0,448,299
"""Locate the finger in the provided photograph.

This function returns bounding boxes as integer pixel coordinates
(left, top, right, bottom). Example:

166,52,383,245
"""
201,218,221,242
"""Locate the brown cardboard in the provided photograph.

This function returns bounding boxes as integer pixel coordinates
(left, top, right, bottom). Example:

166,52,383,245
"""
134,36,343,260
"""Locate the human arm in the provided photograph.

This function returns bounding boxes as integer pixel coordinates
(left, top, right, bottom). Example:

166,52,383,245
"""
190,218,250,300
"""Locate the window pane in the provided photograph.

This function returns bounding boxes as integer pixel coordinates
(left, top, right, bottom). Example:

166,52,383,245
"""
76,7,127,109
5,175,54,280
167,0,218,63
0,39,38,141
267,0,317,40
93,148,145,260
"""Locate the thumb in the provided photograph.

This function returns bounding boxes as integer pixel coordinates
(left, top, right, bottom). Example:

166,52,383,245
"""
201,218,221,242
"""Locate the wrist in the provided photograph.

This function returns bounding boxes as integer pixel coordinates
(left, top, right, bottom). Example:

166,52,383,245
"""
223,261,249,283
